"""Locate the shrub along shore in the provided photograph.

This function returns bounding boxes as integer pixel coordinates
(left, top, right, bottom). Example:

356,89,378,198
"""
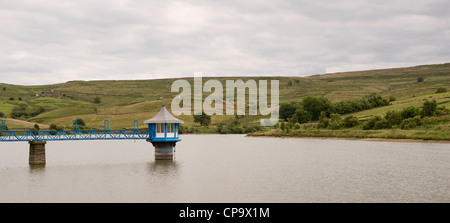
247,125,450,141
248,95,450,141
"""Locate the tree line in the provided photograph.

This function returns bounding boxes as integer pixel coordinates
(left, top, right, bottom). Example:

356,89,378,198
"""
278,94,449,132
186,112,263,134
361,100,449,130
279,94,391,123
10,105,46,119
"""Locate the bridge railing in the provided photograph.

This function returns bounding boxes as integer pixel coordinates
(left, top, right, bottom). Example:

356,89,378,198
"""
0,129,150,142
0,120,150,142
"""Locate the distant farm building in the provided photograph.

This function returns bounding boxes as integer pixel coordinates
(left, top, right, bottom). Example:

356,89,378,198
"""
37,90,61,98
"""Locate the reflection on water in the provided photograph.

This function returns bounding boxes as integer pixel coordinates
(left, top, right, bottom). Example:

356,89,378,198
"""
148,160,178,174
29,165,45,173
0,135,449,202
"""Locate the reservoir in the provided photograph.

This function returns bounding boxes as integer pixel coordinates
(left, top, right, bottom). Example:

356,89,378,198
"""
0,135,448,202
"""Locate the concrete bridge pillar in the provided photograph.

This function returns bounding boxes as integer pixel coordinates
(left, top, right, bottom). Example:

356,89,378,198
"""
29,141,46,165
151,141,176,160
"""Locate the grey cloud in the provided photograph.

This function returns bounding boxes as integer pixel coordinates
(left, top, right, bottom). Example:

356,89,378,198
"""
0,0,449,85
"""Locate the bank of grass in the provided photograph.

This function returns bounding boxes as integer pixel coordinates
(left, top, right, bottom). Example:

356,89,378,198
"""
349,91,450,120
249,128,450,141
0,101,17,117
248,114,450,141
1,118,50,130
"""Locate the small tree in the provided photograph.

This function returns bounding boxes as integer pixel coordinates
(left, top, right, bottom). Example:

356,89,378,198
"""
295,108,311,124
49,124,57,130
280,122,285,131
33,124,40,130
436,87,447,93
93,97,101,104
49,124,63,134
363,116,382,130
317,111,329,129
193,112,211,126
76,118,86,127
417,77,424,83
373,118,389,129
30,107,46,117
421,100,437,117
385,110,402,127
289,114,299,125
11,105,28,118
343,115,359,128
400,117,422,129
328,113,343,129
401,106,419,119
279,103,297,120
303,96,332,121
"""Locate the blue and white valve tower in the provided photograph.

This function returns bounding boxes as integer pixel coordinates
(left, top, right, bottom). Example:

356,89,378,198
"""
144,102,183,160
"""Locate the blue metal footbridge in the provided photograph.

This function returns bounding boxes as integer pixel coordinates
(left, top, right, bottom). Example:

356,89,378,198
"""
0,119,151,142
1,103,183,163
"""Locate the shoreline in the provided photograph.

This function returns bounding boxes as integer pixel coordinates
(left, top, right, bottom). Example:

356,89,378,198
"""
179,133,450,143
245,134,450,144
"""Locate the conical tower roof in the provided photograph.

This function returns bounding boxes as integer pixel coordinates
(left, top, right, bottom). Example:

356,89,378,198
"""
144,105,184,124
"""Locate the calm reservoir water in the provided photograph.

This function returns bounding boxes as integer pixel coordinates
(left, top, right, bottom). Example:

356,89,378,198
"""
0,135,449,202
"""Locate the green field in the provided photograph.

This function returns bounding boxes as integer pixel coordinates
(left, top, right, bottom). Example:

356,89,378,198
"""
0,62,449,140
349,91,450,120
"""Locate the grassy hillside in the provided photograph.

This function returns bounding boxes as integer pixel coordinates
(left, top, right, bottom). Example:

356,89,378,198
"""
1,63,449,135
350,91,450,121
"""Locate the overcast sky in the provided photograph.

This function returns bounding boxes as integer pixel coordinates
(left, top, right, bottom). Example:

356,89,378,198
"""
1,0,449,85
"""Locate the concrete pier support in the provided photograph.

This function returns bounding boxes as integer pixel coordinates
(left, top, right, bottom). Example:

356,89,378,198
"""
29,141,46,165
151,141,177,160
